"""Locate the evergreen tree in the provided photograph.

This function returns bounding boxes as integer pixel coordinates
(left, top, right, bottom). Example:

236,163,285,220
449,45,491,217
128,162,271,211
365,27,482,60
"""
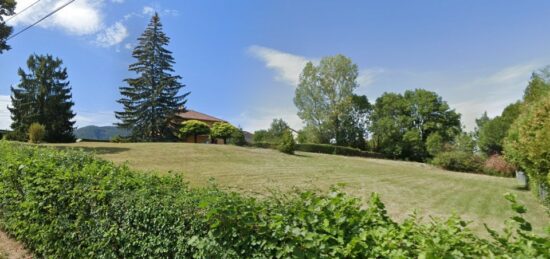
9,54,76,142
116,13,189,141
0,0,16,53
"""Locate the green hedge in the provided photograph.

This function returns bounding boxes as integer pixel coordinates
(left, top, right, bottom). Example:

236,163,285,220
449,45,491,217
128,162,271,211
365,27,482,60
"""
0,142,548,257
251,142,385,159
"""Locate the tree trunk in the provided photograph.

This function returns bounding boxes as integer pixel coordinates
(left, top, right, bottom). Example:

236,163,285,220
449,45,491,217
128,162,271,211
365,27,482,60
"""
194,134,197,143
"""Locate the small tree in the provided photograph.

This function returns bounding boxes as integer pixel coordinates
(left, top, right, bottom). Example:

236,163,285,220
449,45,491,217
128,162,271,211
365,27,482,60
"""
28,123,45,144
278,130,296,154
210,122,236,144
179,120,210,143
230,128,247,146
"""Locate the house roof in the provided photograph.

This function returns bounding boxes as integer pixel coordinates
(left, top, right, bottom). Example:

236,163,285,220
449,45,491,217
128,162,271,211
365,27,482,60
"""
177,110,226,123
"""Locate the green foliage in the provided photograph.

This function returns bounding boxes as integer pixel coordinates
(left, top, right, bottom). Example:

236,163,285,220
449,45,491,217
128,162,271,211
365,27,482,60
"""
9,54,76,142
294,55,363,145
483,155,516,177
505,93,550,204
278,130,296,154
252,129,269,143
179,120,210,143
432,151,484,173
523,68,550,104
0,0,15,53
253,119,290,143
110,135,131,143
28,123,45,144
477,102,521,155
295,143,384,158
0,142,547,257
115,14,189,141
426,133,444,156
230,128,247,146
210,122,236,144
370,89,461,161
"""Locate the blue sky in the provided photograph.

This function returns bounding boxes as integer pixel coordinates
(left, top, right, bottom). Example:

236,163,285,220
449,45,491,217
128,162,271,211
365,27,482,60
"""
2,1,550,131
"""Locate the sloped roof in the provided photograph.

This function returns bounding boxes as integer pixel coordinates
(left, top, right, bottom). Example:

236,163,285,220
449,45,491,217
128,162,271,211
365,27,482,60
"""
177,110,226,123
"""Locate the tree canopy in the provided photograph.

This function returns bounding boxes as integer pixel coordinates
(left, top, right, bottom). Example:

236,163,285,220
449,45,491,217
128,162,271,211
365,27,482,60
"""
179,120,210,143
369,89,461,161
9,54,76,142
0,0,15,53
210,122,236,144
116,13,189,141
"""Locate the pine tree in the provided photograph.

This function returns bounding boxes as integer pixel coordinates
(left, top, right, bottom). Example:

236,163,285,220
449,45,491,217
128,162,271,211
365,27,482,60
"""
0,0,16,53
9,54,76,142
116,13,189,141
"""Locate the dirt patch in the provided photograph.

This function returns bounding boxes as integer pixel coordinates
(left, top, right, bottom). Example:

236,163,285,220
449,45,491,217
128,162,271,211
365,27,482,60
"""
0,231,32,259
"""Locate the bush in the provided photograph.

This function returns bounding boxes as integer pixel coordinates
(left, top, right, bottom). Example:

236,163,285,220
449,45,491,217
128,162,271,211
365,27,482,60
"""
483,154,516,177
179,120,211,143
230,128,246,146
0,142,547,257
278,130,295,154
505,94,550,204
110,135,131,143
431,151,484,173
210,122,236,144
28,123,45,144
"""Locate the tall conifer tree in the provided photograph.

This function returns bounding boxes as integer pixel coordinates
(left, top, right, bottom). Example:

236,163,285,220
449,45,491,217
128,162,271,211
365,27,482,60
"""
0,0,16,53
9,54,76,142
116,13,189,141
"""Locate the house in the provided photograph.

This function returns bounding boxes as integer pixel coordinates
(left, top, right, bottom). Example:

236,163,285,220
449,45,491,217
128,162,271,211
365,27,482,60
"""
175,109,228,144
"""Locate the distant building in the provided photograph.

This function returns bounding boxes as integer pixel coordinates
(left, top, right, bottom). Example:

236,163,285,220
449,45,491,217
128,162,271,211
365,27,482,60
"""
175,110,227,144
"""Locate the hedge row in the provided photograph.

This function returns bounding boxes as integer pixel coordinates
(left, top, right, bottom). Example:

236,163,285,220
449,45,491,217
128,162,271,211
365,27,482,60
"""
0,142,548,258
251,142,385,159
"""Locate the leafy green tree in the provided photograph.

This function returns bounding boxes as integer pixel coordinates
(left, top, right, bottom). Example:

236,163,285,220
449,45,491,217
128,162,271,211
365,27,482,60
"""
523,68,550,104
230,127,247,146
477,102,521,155
369,89,461,161
339,94,372,149
116,13,189,141
505,93,550,203
278,129,296,154
294,55,359,145
210,122,236,144
252,119,290,143
0,0,15,53
9,54,76,142
178,120,210,143
426,133,444,156
253,129,269,143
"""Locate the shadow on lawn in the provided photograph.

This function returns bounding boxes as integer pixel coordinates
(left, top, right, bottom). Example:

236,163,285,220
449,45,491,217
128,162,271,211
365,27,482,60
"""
53,146,130,155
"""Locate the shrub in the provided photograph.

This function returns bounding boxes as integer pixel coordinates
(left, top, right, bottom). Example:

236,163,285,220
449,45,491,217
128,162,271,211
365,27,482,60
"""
483,154,516,177
0,142,548,257
28,123,45,143
179,120,210,143
230,128,246,146
278,130,295,154
432,151,484,173
505,94,550,204
110,135,131,143
210,122,236,144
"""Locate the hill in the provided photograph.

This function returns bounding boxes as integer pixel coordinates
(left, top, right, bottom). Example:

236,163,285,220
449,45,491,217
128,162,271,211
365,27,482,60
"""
74,125,129,140
49,142,548,234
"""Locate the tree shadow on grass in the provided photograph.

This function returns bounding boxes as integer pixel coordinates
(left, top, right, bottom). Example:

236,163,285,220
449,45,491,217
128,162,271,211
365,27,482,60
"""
513,185,529,192
53,146,130,155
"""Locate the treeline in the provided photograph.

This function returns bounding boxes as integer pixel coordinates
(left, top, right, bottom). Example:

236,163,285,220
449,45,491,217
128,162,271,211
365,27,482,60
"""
0,142,547,257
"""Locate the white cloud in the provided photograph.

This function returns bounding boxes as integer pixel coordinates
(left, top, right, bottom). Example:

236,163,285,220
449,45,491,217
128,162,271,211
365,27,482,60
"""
7,0,104,35
124,42,134,50
111,0,124,3
0,95,11,130
95,22,128,47
447,63,539,130
142,6,155,16
248,45,312,86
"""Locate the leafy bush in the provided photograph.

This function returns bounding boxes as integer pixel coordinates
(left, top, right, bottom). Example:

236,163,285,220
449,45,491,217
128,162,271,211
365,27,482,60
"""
110,135,131,143
179,120,211,143
505,93,550,204
28,123,45,143
210,122,236,144
432,151,484,173
483,154,516,177
278,130,295,154
0,142,548,257
230,128,247,146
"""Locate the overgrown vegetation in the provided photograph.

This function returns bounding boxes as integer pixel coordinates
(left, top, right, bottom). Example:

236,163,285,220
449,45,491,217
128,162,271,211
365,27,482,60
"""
0,142,547,257
277,129,295,154
27,123,45,144
179,120,210,143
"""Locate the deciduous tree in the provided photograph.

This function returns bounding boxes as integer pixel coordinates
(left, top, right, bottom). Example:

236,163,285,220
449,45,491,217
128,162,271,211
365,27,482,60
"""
179,120,210,143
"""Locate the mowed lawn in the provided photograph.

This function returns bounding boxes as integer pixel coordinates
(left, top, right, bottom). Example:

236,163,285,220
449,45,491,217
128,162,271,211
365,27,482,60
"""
51,142,549,234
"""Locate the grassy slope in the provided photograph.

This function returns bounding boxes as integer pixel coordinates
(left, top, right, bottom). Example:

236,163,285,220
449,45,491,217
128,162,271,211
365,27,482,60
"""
51,142,549,234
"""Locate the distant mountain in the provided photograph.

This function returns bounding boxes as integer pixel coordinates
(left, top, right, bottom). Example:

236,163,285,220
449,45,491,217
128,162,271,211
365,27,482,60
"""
75,126,129,140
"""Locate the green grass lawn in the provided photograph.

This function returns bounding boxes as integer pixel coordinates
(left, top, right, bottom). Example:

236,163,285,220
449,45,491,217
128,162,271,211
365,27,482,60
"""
51,142,549,234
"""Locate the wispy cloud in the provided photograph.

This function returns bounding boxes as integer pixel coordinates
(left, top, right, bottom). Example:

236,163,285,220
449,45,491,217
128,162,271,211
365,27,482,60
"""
233,106,303,132
0,95,11,130
248,45,311,86
95,22,129,47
